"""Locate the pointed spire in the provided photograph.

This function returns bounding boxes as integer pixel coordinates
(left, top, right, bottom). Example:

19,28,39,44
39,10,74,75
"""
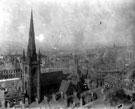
23,49,25,61
29,10,34,36
38,49,41,63
38,49,40,54
38,49,41,58
27,10,37,61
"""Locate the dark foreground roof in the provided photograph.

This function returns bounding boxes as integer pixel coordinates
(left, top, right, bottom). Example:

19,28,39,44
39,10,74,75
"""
41,71,69,86
40,71,69,96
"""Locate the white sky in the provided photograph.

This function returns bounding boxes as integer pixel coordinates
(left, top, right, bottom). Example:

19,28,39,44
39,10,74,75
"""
0,0,134,52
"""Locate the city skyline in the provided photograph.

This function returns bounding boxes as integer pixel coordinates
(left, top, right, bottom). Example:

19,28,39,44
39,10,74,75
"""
0,2,135,107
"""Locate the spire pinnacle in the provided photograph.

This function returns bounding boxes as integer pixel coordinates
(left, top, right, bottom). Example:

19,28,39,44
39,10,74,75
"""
38,49,41,62
27,10,37,61
38,49,41,55
23,49,25,61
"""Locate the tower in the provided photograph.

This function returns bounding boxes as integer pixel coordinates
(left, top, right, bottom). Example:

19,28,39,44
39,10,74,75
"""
22,10,41,104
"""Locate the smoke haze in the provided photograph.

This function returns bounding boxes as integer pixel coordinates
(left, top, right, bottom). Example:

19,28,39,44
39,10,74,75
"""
0,0,135,52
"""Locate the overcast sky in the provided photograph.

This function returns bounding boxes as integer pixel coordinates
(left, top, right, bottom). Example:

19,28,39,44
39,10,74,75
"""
0,0,135,52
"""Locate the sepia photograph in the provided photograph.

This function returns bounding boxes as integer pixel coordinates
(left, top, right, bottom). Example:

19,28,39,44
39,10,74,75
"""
0,0,135,108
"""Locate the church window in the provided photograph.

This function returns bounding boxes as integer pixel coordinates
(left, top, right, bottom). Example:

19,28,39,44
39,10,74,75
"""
25,67,27,74
25,82,27,92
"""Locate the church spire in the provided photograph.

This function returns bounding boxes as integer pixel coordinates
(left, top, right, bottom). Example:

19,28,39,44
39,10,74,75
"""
23,49,25,61
38,49,41,61
27,10,37,61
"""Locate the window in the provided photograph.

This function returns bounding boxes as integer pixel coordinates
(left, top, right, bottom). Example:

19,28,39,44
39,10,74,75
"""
25,67,27,74
25,82,27,90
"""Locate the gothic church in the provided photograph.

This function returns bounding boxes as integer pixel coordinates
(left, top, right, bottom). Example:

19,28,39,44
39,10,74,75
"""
22,11,68,104
22,11,41,104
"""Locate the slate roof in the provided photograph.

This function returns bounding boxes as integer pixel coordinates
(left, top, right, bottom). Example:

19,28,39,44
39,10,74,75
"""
40,71,69,95
104,74,119,83
41,71,69,86
59,80,70,93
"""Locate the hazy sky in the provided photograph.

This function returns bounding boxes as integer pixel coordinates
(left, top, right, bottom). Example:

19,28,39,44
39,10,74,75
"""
0,0,135,52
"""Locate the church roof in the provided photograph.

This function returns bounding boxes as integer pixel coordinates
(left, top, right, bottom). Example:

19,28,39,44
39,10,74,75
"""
41,71,69,86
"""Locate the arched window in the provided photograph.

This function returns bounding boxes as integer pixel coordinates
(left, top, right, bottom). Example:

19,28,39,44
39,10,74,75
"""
25,82,27,92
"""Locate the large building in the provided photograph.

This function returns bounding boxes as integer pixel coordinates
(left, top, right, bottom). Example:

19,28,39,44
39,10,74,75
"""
22,11,68,104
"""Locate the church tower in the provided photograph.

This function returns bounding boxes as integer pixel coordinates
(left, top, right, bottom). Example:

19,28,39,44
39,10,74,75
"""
22,10,41,104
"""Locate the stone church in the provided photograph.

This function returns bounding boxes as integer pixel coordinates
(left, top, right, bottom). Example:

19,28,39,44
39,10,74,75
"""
22,11,41,104
21,11,68,104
